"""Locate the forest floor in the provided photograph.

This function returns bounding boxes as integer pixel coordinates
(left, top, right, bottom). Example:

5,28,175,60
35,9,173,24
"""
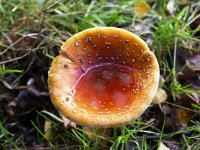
0,0,200,149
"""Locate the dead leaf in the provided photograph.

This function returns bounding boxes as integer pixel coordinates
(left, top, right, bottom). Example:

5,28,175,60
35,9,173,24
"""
167,0,175,15
153,88,168,104
186,53,200,72
180,92,200,105
177,52,200,82
164,141,181,150
134,23,151,33
174,107,192,127
167,99,194,130
12,17,28,30
133,0,151,19
158,142,170,150
44,120,53,141
160,104,171,115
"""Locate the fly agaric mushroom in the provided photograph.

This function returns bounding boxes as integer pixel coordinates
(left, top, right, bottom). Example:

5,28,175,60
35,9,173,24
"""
48,27,159,127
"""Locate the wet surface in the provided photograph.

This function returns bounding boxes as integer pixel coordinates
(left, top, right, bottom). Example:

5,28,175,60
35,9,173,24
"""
72,64,141,114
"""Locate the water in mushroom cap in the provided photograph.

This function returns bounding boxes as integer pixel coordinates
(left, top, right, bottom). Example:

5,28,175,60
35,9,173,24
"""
48,27,159,127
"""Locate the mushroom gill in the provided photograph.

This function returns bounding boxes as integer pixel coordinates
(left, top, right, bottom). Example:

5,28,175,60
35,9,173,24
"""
48,27,159,127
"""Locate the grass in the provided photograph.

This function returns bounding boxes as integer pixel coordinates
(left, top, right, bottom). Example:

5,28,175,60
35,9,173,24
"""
0,120,19,149
0,65,22,78
0,0,200,149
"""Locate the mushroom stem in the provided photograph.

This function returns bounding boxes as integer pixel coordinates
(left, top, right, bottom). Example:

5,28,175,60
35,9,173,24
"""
61,115,76,128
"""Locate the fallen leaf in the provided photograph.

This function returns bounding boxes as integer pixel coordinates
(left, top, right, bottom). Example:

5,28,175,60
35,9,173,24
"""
134,23,151,33
133,0,151,19
153,88,168,104
177,52,200,82
12,17,28,30
158,142,170,150
160,104,171,115
170,99,194,130
186,53,200,72
167,0,175,15
180,92,200,105
44,120,53,141
164,141,181,150
174,107,192,127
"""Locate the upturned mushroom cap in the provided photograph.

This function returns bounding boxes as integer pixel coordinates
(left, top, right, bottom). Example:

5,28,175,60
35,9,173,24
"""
48,27,159,127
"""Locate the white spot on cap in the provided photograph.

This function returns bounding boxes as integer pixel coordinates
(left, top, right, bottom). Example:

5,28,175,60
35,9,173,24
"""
86,37,92,43
92,44,97,48
75,40,81,47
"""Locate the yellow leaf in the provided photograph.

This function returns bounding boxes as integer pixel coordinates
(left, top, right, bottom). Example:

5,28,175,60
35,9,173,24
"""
44,120,53,141
153,88,168,104
133,0,151,19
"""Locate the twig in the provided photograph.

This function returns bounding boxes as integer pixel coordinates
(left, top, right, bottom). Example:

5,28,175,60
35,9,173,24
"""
178,13,200,33
0,37,45,65
0,34,25,55
0,50,32,65
165,101,200,113
39,0,48,31
12,57,34,85
173,36,177,82
0,33,40,55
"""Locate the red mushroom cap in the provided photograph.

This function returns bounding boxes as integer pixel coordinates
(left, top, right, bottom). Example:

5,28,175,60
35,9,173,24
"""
48,27,159,127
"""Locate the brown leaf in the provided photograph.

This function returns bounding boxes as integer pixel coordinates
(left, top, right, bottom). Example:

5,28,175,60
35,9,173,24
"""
177,52,200,82
174,107,192,127
12,17,28,30
180,92,200,105
187,53,200,71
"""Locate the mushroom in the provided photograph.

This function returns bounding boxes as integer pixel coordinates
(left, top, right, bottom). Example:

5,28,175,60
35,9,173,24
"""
48,27,159,128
